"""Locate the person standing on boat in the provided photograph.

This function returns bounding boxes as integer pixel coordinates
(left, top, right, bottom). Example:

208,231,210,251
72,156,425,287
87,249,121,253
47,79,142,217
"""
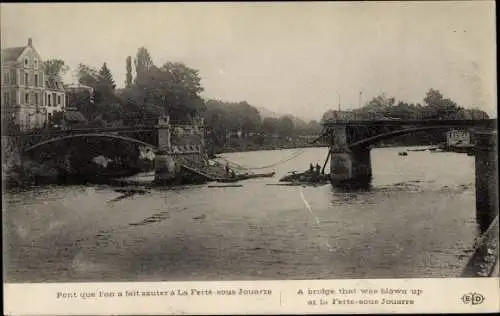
225,162,230,176
309,163,314,173
315,163,321,175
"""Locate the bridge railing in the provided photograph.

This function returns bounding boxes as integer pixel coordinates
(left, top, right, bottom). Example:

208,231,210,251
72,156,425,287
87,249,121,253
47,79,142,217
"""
322,118,497,127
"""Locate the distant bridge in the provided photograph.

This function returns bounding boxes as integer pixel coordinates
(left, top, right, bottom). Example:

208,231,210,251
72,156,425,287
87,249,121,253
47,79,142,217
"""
321,118,497,149
321,118,498,235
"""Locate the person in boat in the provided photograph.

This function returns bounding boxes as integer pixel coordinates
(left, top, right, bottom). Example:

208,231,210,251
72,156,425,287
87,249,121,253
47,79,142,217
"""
225,162,230,176
230,169,236,178
309,163,314,173
315,163,321,175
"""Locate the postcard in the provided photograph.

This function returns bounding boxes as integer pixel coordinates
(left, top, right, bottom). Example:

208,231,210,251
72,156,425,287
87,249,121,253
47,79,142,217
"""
2,2,498,315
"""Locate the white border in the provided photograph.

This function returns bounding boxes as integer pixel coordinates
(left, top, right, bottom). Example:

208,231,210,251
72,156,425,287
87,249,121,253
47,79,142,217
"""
4,278,500,315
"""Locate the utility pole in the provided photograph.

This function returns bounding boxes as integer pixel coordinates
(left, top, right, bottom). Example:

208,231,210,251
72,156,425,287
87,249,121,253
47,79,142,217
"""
359,91,363,108
338,93,341,111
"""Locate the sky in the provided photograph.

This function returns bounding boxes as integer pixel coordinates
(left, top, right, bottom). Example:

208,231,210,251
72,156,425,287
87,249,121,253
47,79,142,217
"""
1,2,496,120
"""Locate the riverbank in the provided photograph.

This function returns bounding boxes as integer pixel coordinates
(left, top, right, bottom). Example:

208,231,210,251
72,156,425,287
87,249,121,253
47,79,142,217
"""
2,160,60,188
2,158,154,190
462,216,499,277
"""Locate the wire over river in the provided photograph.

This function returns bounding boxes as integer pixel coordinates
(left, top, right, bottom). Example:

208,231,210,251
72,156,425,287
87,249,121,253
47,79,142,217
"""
216,148,307,172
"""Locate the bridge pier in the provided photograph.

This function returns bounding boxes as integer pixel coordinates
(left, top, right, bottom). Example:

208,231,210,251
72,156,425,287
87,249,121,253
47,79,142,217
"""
474,131,498,233
329,125,372,187
154,116,177,184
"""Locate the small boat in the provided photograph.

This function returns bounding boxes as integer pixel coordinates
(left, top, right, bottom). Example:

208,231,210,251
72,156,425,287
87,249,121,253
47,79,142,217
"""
398,152,408,156
407,148,427,152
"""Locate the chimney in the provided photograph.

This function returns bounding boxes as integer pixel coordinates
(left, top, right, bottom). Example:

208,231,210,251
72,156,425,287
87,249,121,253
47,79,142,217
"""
28,38,33,46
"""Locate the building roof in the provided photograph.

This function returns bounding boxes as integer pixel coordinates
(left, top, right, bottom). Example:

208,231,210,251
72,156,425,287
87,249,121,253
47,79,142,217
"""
1,46,27,62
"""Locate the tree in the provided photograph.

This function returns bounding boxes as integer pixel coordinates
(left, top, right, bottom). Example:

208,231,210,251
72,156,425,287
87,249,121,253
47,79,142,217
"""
293,117,308,134
77,63,100,87
67,88,95,120
134,62,205,122
74,63,121,122
43,59,69,77
359,93,396,119
125,56,133,88
423,89,460,119
466,108,489,120
98,62,115,90
230,101,261,136
261,117,279,135
76,63,118,105
307,120,323,134
276,116,294,138
386,101,419,120
134,47,154,83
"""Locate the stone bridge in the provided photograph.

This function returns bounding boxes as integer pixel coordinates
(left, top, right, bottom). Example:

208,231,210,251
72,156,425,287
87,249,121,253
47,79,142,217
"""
9,116,210,184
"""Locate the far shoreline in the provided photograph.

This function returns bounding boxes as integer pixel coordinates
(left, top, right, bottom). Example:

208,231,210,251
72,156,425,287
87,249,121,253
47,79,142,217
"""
213,143,439,156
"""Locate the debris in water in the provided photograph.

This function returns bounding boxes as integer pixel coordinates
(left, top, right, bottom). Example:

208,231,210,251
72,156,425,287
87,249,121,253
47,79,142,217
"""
208,184,243,188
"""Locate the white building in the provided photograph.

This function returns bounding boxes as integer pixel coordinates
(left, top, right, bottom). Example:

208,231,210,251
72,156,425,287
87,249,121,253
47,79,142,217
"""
447,129,471,146
1,38,66,130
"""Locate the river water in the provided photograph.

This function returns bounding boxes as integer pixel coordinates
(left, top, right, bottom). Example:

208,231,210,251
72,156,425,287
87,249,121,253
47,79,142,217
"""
3,147,479,282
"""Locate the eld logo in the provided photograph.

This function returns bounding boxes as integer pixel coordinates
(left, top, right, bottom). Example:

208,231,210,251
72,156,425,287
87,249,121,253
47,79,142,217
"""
461,293,485,305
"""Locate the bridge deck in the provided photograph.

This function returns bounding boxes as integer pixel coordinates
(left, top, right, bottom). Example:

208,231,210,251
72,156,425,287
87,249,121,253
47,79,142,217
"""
322,119,497,128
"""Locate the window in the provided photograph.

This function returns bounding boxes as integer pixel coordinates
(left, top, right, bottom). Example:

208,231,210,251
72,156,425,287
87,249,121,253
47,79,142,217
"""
34,59,38,70
24,58,28,66
24,72,29,86
48,94,52,106
3,92,9,105
34,74,38,86
25,93,29,104
57,95,61,105
11,70,17,85
45,93,47,106
3,72,9,85
34,93,39,105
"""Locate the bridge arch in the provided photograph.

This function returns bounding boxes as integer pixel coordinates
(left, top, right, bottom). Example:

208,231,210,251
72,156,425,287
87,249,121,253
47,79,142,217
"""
348,125,472,149
24,133,158,153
